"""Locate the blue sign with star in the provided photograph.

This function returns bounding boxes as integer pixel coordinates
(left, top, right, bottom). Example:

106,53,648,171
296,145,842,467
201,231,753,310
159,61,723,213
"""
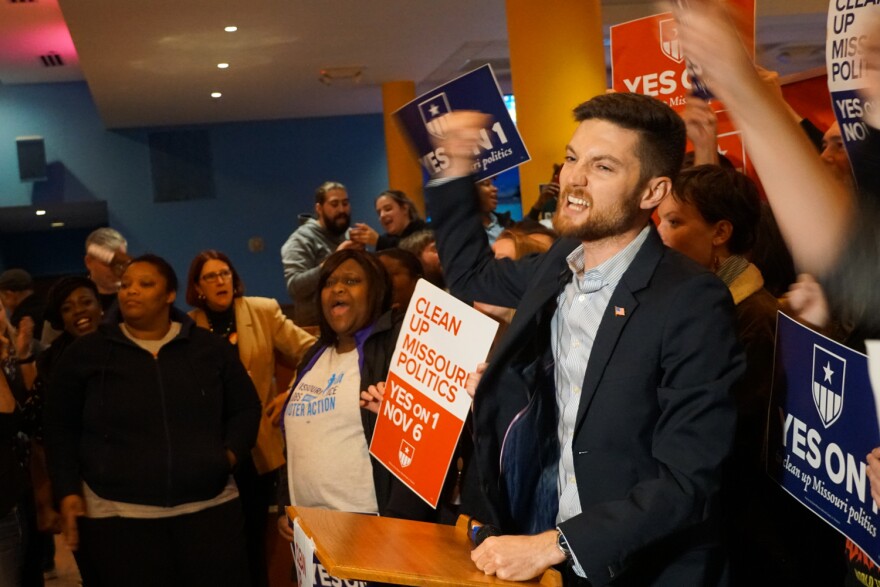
393,64,529,181
769,313,880,565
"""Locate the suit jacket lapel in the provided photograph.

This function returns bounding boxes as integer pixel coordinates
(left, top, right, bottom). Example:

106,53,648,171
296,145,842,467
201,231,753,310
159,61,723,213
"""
574,285,638,431
574,227,665,432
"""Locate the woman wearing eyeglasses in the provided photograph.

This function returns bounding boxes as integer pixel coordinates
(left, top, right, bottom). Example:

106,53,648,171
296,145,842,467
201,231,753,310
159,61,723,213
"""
185,250,315,587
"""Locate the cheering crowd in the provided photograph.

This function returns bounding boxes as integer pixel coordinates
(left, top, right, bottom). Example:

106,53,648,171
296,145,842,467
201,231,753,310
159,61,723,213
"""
1,2,879,586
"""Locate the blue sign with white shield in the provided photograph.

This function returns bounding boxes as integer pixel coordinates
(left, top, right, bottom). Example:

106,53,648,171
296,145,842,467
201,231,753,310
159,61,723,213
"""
770,313,880,565
394,64,529,181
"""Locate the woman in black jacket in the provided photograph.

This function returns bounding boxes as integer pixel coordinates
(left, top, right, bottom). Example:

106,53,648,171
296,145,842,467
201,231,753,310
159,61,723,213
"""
44,254,261,587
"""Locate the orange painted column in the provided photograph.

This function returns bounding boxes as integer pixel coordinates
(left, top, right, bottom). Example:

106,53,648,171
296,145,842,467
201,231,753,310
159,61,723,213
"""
382,81,425,215
505,0,606,211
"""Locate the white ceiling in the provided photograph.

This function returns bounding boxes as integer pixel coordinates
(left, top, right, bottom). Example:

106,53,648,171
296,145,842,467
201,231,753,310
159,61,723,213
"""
0,0,830,129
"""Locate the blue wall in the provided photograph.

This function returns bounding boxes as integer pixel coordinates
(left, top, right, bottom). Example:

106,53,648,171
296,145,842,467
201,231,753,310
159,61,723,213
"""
0,81,390,303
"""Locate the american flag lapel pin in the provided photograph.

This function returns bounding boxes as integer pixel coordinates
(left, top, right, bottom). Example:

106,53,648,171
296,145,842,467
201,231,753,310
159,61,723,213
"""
614,306,626,317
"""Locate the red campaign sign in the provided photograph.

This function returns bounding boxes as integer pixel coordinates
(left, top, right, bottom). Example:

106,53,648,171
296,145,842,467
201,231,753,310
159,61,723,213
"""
369,371,466,508
610,1,754,111
611,13,691,110
610,2,755,176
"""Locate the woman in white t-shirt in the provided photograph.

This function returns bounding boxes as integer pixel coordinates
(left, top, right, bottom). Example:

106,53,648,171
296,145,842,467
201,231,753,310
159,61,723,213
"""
278,250,433,539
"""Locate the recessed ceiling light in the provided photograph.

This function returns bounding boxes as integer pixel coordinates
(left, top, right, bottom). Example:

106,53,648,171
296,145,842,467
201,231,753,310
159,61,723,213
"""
51,222,65,228
224,26,238,32
35,210,46,216
217,63,229,69
211,92,223,99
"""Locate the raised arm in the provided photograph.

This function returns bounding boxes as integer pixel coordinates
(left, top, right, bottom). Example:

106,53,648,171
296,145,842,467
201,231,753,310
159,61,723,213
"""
268,298,317,365
427,112,549,307
674,0,854,275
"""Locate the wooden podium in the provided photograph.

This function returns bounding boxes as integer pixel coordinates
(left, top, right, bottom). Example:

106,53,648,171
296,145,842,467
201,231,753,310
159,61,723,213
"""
287,506,562,587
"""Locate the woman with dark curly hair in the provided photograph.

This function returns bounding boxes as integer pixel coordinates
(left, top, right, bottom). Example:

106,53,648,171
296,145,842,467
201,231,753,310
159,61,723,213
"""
657,164,777,459
656,165,844,584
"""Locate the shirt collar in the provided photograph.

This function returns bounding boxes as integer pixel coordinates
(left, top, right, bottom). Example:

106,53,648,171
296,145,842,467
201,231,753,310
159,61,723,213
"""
485,212,500,230
564,225,650,291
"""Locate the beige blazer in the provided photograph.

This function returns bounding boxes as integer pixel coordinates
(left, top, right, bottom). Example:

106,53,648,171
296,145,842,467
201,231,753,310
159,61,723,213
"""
190,296,315,474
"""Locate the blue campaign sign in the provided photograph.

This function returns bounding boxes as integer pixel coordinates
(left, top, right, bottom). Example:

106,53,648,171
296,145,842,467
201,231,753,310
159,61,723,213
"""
769,313,880,564
830,87,873,176
394,64,529,181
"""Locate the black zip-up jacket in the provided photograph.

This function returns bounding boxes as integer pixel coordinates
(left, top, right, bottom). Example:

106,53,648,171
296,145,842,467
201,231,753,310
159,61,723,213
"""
44,307,261,507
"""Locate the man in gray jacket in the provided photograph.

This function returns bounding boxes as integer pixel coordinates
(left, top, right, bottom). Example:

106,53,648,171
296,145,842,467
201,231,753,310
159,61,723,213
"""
280,181,359,327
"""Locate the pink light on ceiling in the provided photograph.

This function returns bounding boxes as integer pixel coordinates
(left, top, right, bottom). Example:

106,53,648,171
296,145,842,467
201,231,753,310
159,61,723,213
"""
11,21,80,66
41,20,79,62
0,0,83,83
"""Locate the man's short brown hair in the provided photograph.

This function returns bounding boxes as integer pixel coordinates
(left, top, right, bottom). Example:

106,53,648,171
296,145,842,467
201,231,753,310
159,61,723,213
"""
573,93,686,185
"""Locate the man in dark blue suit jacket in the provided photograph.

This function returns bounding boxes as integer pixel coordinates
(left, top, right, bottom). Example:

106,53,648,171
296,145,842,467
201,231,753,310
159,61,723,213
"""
427,93,744,586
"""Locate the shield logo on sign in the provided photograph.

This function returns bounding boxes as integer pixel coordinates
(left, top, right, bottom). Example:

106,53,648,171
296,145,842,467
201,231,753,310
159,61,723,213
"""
812,345,846,428
399,439,415,468
419,93,452,139
659,19,684,64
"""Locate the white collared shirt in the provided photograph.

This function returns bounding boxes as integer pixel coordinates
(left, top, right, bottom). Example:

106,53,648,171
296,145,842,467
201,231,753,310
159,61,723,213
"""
552,226,649,575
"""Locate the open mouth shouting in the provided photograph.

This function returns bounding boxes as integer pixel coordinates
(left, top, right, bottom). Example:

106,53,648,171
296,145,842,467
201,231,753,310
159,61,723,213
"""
329,298,350,318
565,191,592,212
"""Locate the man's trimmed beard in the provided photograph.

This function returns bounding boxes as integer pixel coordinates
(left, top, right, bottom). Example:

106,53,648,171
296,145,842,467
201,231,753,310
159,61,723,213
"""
323,212,350,236
553,187,643,241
